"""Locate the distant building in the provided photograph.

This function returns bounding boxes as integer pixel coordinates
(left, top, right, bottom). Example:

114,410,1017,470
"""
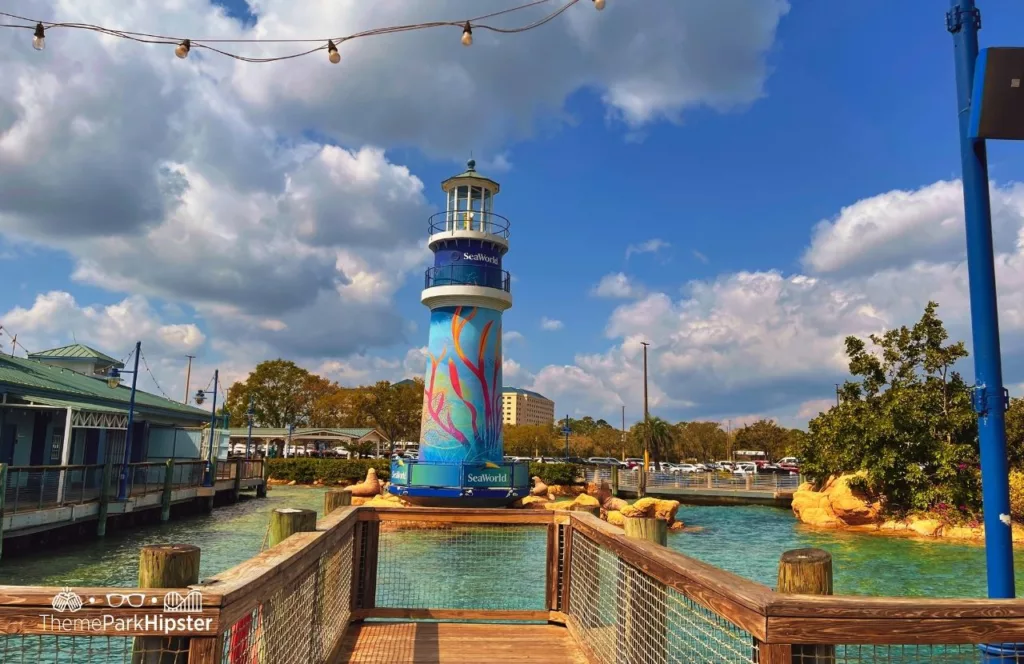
501,387,555,426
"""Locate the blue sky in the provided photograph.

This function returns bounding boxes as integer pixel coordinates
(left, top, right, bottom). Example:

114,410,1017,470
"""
3,1,1024,428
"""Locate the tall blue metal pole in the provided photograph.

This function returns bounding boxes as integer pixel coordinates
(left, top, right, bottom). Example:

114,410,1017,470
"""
948,0,1015,599
203,370,219,487
116,341,141,502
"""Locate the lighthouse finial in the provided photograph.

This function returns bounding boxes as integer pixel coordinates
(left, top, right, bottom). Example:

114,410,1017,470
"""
467,157,476,171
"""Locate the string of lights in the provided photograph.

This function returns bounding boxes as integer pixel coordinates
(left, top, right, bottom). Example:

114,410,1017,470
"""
0,0,603,64
139,348,175,402
0,326,32,356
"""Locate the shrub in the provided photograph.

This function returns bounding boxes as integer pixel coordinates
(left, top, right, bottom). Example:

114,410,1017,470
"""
266,458,389,484
1010,470,1024,522
530,462,582,486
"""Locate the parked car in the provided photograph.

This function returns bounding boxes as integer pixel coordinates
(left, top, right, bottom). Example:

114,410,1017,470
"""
732,462,757,475
623,457,644,469
587,456,621,466
673,463,700,474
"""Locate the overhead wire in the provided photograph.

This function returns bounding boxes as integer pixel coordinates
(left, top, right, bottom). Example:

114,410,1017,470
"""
139,348,175,402
0,0,593,64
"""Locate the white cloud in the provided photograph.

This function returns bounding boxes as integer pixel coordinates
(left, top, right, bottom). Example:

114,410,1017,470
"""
540,317,564,331
692,250,710,264
625,238,670,259
503,330,525,344
503,358,532,385
802,180,1024,276
796,399,835,419
592,272,645,299
0,0,788,383
529,178,1024,427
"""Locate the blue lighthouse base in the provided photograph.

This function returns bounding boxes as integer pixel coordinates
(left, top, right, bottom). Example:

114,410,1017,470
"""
387,459,531,508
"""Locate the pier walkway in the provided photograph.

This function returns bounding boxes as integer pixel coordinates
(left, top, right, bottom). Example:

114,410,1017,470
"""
0,504,1022,663
0,458,265,547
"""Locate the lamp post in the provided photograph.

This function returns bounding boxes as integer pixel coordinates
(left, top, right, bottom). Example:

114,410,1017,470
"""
246,395,255,460
107,341,141,502
194,369,219,487
562,415,571,459
286,423,295,458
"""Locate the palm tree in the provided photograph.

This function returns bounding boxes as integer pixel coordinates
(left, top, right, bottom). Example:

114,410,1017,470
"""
635,416,675,467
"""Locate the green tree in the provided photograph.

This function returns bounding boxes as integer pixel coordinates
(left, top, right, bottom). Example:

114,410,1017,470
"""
355,380,424,446
504,424,558,457
733,419,791,462
799,302,979,515
633,416,675,465
674,421,729,462
225,359,314,428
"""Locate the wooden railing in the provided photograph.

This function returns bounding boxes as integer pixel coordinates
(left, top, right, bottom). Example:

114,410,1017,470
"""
1,507,1023,662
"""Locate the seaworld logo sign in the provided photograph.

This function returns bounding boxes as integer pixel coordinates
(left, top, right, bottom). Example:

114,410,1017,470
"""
467,471,509,484
462,252,500,266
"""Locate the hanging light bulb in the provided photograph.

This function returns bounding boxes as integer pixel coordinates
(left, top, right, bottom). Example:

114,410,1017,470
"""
32,23,45,51
461,22,473,47
593,0,606,10
175,39,191,59
327,40,340,64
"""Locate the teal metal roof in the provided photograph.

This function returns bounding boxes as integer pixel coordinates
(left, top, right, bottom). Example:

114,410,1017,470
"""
502,386,550,401
226,427,381,438
28,343,123,367
441,159,500,193
0,354,208,422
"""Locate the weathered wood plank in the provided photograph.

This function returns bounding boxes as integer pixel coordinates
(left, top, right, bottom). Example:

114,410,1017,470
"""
765,593,1024,619
546,522,558,610
766,616,1024,645
357,507,554,525
335,621,588,663
755,641,792,664
352,608,551,621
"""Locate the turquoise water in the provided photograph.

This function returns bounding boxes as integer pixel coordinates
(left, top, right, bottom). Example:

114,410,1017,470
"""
0,486,328,586
0,495,1006,599
673,505,996,597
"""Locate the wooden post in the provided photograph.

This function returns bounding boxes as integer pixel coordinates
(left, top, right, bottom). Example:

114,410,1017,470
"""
707,473,713,489
745,473,753,490
324,489,352,514
623,517,667,546
621,517,668,664
161,459,174,522
97,449,115,537
232,460,242,502
268,508,317,547
134,544,201,664
610,465,619,497
777,548,835,663
255,459,268,498
0,463,6,561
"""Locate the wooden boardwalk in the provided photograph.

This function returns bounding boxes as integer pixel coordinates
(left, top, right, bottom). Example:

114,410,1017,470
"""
335,622,589,664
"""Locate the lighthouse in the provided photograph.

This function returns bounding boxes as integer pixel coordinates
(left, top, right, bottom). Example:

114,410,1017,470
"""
388,160,529,506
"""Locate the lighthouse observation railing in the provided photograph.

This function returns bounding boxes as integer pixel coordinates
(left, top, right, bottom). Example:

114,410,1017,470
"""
428,210,510,238
424,265,511,292
1,507,1023,663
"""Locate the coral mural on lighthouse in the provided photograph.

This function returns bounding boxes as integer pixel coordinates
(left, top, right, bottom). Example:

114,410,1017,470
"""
420,305,504,465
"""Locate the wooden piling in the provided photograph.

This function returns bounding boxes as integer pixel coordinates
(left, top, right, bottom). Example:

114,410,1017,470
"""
623,517,667,546
255,459,268,498
0,463,7,561
134,544,201,664
268,508,318,548
232,460,242,502
160,459,174,522
97,453,114,537
777,548,835,663
324,489,352,514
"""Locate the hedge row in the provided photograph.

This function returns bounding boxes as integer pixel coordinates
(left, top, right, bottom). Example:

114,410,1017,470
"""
266,458,390,484
266,458,584,486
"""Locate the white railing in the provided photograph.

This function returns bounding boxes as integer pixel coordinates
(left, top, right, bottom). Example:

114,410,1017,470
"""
576,465,802,493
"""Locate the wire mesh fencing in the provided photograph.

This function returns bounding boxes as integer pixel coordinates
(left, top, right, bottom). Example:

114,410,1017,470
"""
0,635,191,664
372,521,548,611
791,644,1024,663
219,528,354,664
567,529,758,664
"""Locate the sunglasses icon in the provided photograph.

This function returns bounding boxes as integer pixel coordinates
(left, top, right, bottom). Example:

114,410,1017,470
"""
106,593,146,608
